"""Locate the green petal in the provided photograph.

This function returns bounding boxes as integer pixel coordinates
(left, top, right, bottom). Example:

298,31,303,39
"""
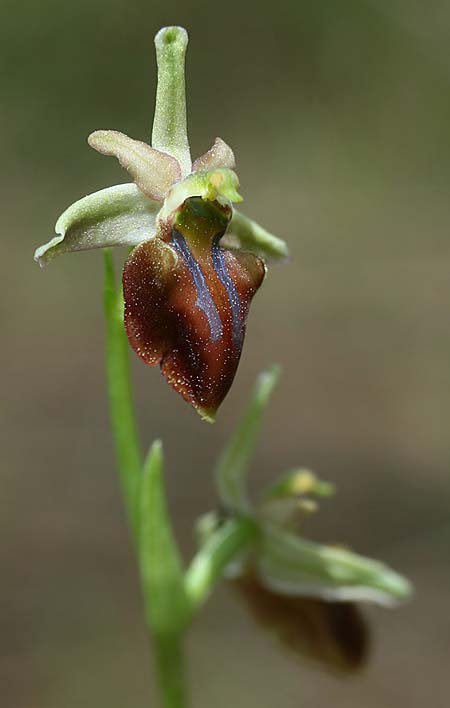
139,440,189,634
34,183,160,266
192,138,236,172
88,130,181,201
159,168,243,220
257,526,413,606
224,209,289,262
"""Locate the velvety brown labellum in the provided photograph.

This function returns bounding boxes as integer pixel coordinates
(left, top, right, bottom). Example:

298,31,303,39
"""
123,198,265,420
234,574,369,674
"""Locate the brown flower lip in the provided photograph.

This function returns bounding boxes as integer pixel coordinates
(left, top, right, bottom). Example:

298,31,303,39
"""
123,197,266,421
234,573,369,674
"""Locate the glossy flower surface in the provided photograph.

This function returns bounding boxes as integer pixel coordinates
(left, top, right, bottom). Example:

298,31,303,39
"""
123,197,265,420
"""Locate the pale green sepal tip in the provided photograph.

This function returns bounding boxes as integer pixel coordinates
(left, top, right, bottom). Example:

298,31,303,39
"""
154,26,188,53
254,365,282,404
226,209,289,263
197,406,216,424
34,183,160,266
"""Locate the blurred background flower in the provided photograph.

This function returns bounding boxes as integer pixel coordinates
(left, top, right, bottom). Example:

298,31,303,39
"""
1,1,449,707
233,573,369,674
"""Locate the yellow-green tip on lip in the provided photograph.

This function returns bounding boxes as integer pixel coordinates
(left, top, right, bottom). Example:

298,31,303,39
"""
197,407,216,424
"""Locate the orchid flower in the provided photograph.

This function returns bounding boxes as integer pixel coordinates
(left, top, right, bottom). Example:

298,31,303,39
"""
34,27,288,421
187,368,412,644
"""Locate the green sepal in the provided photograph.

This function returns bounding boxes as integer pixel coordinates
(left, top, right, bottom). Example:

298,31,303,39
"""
34,183,160,266
184,517,258,612
139,441,190,634
152,26,191,177
224,209,289,262
215,365,281,514
258,525,412,606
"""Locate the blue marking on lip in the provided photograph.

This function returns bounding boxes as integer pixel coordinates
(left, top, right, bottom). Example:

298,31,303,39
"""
212,235,242,349
171,229,223,343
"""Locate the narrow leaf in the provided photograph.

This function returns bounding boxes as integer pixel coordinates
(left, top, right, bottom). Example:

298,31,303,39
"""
215,365,281,513
139,440,189,633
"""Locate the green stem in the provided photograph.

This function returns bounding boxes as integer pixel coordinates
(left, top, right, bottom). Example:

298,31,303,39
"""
153,634,188,708
103,249,142,541
104,252,190,708
152,26,191,177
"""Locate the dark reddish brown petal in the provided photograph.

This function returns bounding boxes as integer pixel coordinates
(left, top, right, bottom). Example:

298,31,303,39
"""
234,574,369,674
122,227,265,421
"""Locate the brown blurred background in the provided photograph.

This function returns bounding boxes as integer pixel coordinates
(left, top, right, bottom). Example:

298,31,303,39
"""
1,0,450,706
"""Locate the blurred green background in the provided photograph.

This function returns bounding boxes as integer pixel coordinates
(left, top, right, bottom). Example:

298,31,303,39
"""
1,0,450,706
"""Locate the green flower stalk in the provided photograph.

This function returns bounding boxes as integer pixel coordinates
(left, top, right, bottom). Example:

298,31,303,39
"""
34,24,412,708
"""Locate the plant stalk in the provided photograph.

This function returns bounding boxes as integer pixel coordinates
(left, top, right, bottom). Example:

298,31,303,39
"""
103,249,142,540
153,633,188,708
